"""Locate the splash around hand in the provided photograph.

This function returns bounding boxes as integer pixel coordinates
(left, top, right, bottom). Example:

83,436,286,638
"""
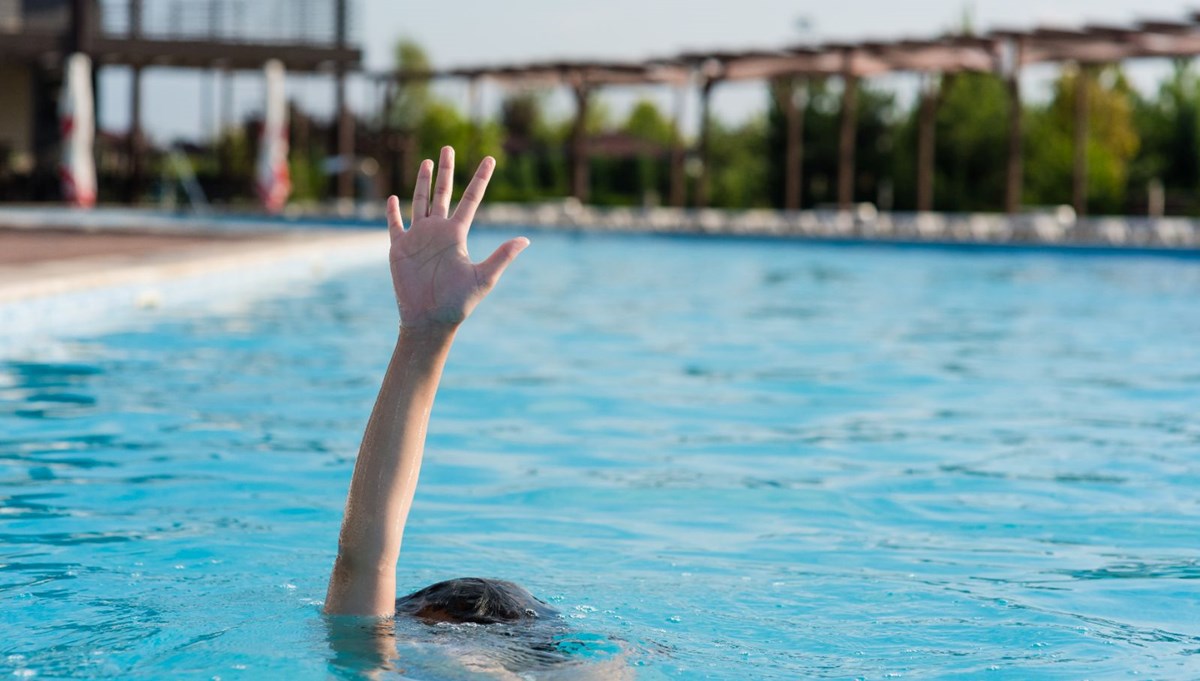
386,146,529,331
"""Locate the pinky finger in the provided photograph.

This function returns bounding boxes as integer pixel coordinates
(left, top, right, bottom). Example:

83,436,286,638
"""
385,195,404,236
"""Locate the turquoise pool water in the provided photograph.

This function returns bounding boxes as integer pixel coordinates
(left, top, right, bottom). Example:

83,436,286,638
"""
2,232,1199,680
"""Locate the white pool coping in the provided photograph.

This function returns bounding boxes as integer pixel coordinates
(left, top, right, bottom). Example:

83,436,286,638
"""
0,229,388,359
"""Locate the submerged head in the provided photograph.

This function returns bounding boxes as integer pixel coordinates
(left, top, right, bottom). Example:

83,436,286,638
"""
395,578,559,625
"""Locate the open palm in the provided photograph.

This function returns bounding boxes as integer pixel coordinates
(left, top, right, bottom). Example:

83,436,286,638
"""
387,147,528,329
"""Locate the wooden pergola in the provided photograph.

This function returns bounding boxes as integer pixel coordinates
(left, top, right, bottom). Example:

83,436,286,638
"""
369,13,1200,214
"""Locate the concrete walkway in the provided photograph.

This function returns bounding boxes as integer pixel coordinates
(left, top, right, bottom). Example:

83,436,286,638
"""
0,223,386,357
0,227,263,266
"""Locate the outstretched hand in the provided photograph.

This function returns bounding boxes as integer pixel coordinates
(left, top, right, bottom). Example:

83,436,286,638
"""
387,146,528,330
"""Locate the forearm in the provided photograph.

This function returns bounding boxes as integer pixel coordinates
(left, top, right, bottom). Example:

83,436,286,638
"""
325,324,457,616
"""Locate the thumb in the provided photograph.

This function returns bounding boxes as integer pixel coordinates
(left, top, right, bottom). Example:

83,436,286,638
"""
476,237,530,289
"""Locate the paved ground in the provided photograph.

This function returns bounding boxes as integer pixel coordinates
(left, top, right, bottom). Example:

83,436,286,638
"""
0,225,384,308
0,224,385,356
0,227,269,266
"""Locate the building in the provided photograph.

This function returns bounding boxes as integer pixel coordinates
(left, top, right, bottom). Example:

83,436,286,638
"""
0,0,362,202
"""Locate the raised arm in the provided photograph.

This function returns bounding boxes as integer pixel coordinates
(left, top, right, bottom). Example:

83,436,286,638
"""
324,147,529,616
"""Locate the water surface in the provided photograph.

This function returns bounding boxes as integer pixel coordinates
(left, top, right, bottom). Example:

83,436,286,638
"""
2,232,1199,679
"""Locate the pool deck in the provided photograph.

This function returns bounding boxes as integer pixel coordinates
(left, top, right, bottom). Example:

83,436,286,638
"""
477,203,1200,250
0,225,384,305
2,201,1198,355
0,227,263,266
4,203,1200,251
0,218,386,357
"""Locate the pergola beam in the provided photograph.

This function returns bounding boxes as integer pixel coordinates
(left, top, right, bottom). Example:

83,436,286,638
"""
88,38,360,71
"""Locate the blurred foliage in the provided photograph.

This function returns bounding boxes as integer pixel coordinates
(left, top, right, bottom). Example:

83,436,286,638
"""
390,38,432,130
890,72,1010,212
143,36,1200,215
1024,65,1139,214
708,116,770,208
1130,60,1200,214
390,40,505,200
623,100,677,146
766,78,896,208
289,146,324,202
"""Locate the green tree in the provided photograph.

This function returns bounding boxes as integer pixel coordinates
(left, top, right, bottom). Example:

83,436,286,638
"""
618,99,676,205
622,99,676,145
414,100,505,191
708,116,770,208
769,78,895,208
1130,60,1200,213
891,72,1010,212
493,90,566,201
1024,65,1139,214
387,39,504,198
390,38,432,130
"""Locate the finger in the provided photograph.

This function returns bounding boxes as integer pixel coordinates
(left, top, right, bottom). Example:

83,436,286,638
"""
430,146,455,218
411,159,433,220
476,236,529,289
452,156,495,228
385,195,404,237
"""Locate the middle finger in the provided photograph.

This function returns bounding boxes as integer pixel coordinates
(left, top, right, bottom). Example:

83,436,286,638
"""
430,146,455,218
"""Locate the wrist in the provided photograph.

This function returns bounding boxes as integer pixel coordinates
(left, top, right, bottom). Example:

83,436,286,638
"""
397,321,459,347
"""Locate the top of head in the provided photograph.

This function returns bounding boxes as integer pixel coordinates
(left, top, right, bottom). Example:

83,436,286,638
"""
395,577,559,625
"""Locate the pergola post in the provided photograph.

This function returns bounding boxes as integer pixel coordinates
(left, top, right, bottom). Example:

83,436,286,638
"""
380,79,395,194
126,0,143,204
1072,63,1090,217
466,76,482,169
70,0,94,53
1004,39,1024,214
916,73,939,212
220,68,233,134
569,81,591,203
837,50,858,211
695,75,718,208
129,0,142,39
388,76,418,191
127,65,143,204
669,82,687,207
334,0,354,203
335,74,354,202
774,75,805,211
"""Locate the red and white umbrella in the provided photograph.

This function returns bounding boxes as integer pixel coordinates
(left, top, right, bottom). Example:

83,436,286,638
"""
255,59,291,213
59,53,97,208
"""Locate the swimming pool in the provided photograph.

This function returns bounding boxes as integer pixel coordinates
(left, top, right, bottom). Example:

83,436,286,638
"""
2,230,1199,679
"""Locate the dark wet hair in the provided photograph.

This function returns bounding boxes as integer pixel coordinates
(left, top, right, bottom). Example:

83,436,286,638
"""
395,578,559,625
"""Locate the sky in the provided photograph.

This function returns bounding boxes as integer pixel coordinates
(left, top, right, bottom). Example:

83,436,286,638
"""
100,0,1200,144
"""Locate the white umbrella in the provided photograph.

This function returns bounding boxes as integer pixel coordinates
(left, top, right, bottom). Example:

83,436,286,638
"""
255,59,291,213
60,52,96,208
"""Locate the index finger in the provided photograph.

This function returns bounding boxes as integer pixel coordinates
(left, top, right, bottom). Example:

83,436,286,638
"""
451,156,495,227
